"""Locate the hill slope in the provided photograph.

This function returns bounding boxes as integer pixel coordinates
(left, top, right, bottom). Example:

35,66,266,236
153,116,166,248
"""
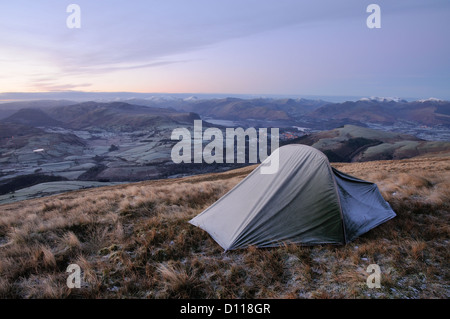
45,101,200,131
0,100,75,120
0,156,448,299
309,98,450,126
177,97,329,122
2,108,63,127
296,125,450,162
0,122,86,164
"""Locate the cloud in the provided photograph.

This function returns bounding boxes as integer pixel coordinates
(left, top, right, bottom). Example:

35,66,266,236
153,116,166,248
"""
60,59,189,76
3,1,359,78
31,80,92,92
1,0,449,96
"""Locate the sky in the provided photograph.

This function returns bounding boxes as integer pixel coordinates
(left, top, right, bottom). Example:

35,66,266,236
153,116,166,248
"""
0,0,449,99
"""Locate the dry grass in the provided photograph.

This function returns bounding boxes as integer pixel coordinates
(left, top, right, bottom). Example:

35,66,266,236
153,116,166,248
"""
0,157,449,299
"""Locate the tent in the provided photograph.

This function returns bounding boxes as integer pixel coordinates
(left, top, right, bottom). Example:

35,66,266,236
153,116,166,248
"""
189,144,395,251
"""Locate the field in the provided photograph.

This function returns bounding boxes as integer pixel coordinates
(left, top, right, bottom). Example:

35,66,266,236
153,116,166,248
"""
0,156,449,298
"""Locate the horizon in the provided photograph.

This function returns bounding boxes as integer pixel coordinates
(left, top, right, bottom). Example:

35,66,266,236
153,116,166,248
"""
0,90,444,104
1,1,450,100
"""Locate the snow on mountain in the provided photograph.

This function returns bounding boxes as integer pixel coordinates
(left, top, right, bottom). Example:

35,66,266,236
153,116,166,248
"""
417,97,444,103
359,97,405,103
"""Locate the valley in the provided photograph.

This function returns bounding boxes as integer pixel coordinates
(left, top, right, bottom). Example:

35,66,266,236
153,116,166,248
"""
1,96,449,204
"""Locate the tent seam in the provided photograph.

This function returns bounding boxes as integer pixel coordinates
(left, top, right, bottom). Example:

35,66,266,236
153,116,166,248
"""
329,164,348,244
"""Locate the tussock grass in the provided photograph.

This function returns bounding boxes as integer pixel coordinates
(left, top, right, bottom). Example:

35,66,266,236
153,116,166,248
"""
0,158,448,298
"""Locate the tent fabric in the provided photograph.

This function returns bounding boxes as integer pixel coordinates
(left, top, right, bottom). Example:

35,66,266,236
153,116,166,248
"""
189,144,396,251
332,168,395,242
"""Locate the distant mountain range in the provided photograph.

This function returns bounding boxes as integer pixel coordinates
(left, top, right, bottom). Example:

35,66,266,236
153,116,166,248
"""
1,101,200,131
0,91,377,103
179,97,450,127
309,98,450,126
176,97,329,121
1,96,449,129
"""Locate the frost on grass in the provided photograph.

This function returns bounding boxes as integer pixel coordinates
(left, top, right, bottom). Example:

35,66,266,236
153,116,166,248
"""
0,159,449,298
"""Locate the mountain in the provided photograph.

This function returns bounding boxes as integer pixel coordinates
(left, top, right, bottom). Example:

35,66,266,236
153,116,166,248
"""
3,97,449,128
308,98,450,126
46,102,199,131
125,96,450,129
0,100,76,120
123,96,450,128
2,108,63,127
295,124,450,162
1,101,202,132
189,98,290,120
174,97,329,121
44,101,200,131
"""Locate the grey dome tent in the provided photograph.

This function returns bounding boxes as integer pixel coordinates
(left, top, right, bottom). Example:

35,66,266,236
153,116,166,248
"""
189,144,395,251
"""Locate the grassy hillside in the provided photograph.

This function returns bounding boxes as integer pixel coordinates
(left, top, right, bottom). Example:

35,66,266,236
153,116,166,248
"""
0,157,449,298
